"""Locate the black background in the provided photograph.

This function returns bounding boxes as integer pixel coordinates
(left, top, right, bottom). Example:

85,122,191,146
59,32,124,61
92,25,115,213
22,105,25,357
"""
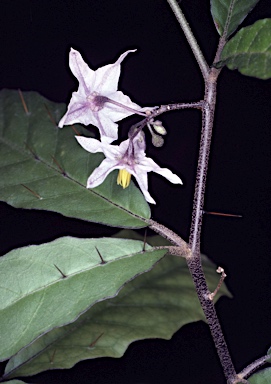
1,1,271,383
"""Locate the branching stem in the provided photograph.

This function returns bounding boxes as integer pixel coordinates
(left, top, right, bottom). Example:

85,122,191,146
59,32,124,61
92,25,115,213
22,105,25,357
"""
167,0,209,80
152,3,245,383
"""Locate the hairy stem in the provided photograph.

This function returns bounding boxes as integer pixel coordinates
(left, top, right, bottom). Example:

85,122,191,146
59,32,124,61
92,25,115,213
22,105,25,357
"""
167,0,209,80
167,2,242,383
129,101,205,140
238,355,270,380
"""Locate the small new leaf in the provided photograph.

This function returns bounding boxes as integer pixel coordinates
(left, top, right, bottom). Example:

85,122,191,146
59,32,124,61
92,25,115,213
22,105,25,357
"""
211,0,260,38
220,19,271,79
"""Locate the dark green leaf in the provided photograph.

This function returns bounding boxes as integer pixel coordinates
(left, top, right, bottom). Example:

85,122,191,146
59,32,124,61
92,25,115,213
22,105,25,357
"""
0,89,150,228
0,237,166,361
220,19,271,79
211,0,260,38
4,254,230,378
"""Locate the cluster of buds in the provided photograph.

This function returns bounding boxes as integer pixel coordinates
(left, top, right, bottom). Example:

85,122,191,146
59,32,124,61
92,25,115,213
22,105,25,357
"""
58,48,182,204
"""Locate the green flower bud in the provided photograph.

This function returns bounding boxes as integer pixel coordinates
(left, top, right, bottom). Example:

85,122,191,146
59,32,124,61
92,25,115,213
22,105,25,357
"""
153,121,167,135
152,134,164,147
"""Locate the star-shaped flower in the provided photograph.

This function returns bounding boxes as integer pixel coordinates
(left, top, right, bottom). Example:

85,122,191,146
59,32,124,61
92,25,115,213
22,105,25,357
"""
75,132,183,204
58,48,147,143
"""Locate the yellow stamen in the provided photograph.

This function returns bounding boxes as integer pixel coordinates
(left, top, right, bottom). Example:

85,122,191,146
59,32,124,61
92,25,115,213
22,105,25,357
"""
117,169,132,188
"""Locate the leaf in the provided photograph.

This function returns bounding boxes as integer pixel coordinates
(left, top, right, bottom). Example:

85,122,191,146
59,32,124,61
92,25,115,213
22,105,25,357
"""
219,19,271,79
0,89,150,228
3,254,231,378
211,0,260,38
249,367,271,383
112,228,171,246
0,237,166,361
1,381,30,384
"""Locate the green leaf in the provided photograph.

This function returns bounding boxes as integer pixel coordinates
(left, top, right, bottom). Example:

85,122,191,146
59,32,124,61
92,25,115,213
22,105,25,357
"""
4,254,230,378
249,367,271,383
1,381,30,384
211,0,260,38
219,19,271,79
112,228,171,246
0,89,150,228
0,237,166,361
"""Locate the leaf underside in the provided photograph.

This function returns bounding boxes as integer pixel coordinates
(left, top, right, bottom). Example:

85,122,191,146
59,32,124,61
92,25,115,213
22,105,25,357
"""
4,252,230,378
211,0,260,38
220,19,271,79
0,236,166,361
0,89,150,228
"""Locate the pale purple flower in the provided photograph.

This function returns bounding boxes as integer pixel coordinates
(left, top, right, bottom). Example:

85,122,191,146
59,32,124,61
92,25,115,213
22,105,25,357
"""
58,48,148,143
75,132,183,204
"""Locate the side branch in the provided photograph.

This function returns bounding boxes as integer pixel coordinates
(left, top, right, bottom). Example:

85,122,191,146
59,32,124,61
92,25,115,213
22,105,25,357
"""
153,245,189,258
130,101,205,139
167,0,209,80
238,355,270,380
148,219,190,251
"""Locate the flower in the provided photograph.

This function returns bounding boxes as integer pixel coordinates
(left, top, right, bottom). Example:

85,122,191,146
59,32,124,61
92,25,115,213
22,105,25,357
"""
75,132,183,204
58,48,147,143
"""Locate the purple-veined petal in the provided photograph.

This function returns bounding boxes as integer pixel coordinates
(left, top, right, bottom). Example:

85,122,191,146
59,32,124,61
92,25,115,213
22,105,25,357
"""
95,50,136,95
58,93,90,127
97,111,119,143
69,48,95,96
87,158,120,188
103,91,144,122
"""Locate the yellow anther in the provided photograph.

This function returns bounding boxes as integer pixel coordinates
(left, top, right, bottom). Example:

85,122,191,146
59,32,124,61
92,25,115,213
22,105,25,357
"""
117,169,132,188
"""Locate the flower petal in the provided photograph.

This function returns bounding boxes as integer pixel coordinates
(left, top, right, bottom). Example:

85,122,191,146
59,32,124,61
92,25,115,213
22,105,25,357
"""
103,91,143,122
58,92,92,127
75,136,104,154
130,166,156,204
95,50,136,95
139,157,183,185
69,48,95,96
87,158,119,188
96,112,119,143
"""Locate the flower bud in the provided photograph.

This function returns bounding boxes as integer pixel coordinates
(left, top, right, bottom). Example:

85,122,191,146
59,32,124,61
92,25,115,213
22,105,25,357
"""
153,121,167,135
152,133,164,147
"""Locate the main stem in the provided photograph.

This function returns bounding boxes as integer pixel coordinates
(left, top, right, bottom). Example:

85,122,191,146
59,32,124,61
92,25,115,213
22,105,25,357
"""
166,1,244,382
187,67,239,383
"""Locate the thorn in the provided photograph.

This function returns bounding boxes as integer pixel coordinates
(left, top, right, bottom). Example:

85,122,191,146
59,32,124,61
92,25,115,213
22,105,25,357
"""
49,349,56,364
53,264,67,278
143,228,148,252
51,155,66,176
95,247,106,264
89,332,104,348
18,89,30,115
203,210,242,218
71,125,81,135
209,267,227,300
21,184,42,200
44,104,56,126
24,142,39,160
